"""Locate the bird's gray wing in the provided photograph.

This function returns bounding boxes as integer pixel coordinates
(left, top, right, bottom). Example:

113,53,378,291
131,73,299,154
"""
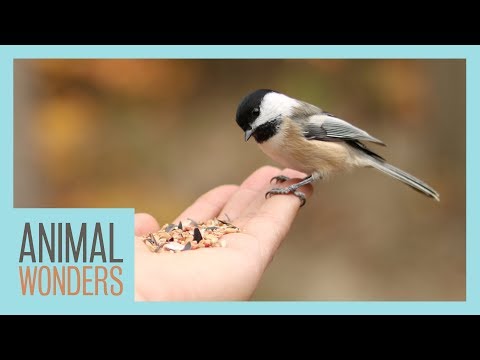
302,114,386,146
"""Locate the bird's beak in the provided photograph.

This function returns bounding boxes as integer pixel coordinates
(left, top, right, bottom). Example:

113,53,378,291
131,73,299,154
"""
244,128,254,142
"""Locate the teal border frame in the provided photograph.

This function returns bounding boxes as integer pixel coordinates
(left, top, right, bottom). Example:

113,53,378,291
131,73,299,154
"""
0,45,473,314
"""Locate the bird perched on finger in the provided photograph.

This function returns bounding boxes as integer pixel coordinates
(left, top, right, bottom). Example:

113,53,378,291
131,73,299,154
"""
235,89,440,207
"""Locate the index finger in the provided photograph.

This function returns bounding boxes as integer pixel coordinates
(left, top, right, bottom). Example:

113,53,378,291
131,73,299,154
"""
242,169,314,263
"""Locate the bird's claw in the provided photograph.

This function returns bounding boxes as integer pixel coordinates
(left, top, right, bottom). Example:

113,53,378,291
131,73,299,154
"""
265,187,307,207
270,175,291,184
293,191,307,207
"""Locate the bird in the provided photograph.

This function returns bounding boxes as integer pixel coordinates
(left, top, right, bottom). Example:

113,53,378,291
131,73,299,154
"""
235,89,440,207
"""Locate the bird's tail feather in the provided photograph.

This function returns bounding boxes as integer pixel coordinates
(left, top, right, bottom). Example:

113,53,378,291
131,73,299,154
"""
368,159,440,201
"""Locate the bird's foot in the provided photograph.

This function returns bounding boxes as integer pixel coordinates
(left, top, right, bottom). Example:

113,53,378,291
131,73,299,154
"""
270,175,291,184
265,187,307,207
266,175,314,207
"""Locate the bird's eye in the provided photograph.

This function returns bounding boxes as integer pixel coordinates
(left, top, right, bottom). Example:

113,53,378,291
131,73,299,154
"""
252,107,260,115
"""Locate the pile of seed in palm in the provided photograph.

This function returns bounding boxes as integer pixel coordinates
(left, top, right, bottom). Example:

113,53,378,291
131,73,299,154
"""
141,217,240,253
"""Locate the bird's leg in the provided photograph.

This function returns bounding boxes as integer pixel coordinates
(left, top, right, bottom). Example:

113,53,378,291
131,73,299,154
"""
265,175,315,207
270,175,291,184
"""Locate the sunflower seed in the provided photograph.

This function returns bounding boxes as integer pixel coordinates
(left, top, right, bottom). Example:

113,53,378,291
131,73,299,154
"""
193,227,203,242
165,223,177,232
188,218,199,227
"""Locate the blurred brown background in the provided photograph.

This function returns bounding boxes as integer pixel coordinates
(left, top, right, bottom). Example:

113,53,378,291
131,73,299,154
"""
14,59,465,300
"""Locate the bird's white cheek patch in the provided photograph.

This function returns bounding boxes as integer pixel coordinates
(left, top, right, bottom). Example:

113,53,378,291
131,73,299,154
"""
253,93,298,128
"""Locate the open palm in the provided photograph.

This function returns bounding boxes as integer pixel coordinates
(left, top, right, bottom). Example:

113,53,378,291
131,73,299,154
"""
134,166,313,301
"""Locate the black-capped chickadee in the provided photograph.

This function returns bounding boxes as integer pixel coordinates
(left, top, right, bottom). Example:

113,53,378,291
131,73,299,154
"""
235,89,440,206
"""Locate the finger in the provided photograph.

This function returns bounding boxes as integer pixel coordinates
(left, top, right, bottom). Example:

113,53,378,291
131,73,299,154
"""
135,213,160,236
242,170,314,263
220,166,281,222
174,184,239,224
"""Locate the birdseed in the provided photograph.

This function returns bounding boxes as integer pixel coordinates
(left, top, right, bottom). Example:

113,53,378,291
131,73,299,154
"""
141,217,240,253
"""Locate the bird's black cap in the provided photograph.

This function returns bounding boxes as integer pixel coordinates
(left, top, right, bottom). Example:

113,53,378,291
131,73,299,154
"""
235,89,277,131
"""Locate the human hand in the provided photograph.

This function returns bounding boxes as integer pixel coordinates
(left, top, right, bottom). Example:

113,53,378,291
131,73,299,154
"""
134,166,313,301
